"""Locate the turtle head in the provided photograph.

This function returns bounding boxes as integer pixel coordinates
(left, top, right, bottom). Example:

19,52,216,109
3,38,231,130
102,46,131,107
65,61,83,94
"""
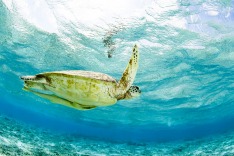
124,85,141,99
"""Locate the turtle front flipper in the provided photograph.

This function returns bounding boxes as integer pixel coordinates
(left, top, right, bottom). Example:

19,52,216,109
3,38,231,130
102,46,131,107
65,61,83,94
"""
29,90,96,111
116,44,139,95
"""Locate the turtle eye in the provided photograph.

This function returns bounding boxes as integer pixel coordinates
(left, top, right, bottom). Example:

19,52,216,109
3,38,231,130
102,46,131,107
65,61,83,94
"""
136,86,139,90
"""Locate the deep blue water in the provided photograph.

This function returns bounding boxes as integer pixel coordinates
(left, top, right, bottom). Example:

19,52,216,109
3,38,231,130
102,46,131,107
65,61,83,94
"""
0,0,234,155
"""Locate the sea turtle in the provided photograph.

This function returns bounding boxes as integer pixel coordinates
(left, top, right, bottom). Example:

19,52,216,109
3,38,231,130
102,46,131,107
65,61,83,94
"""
20,44,140,110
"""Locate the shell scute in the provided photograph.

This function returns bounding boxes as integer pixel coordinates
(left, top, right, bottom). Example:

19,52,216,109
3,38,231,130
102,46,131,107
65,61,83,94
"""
76,79,90,93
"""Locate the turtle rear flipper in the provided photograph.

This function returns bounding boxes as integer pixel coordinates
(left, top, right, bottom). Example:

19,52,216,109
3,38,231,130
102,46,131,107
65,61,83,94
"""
21,75,37,81
23,80,53,94
21,75,48,84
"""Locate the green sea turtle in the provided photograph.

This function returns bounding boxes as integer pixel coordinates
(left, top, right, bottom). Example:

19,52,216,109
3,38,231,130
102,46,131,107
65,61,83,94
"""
20,44,140,110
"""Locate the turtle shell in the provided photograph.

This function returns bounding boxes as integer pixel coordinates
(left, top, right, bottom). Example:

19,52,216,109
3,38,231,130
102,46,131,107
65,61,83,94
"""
37,70,118,106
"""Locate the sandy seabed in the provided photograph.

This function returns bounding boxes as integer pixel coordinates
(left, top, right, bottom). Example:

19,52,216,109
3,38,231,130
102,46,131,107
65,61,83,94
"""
0,114,234,156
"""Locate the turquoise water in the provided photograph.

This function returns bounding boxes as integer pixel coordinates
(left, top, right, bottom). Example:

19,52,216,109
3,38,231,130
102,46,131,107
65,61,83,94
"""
0,0,234,155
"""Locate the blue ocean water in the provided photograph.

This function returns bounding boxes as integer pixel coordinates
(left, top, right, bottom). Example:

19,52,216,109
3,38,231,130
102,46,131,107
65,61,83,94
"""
0,0,234,155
